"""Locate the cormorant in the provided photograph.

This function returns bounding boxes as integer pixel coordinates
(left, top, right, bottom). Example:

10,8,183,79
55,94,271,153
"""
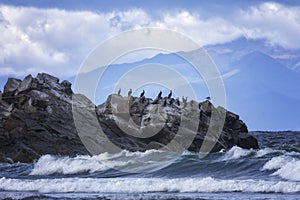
167,90,172,99
158,91,162,99
128,89,132,97
140,90,145,98
117,88,121,95
176,97,180,106
182,96,188,103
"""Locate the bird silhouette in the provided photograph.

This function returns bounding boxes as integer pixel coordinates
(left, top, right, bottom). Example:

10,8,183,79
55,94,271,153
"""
128,89,132,97
117,88,121,95
158,91,162,99
176,98,180,106
167,90,172,99
140,90,145,98
206,96,211,101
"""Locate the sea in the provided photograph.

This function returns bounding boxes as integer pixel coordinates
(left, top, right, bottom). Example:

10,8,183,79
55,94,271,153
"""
0,131,299,200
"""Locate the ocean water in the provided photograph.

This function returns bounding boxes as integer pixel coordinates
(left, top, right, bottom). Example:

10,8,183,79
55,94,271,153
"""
0,131,300,200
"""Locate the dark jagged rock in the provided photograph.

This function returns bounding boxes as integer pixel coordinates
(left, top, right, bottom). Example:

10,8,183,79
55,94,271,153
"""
0,73,259,163
0,73,88,163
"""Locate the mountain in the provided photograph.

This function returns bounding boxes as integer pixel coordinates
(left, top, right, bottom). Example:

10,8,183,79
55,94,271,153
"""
224,51,300,130
1,37,299,131
205,37,300,72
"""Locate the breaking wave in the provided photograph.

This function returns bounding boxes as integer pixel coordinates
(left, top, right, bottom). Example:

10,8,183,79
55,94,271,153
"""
0,177,299,194
262,156,300,181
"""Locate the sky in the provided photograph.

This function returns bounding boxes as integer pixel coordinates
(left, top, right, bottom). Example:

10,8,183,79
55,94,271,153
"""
0,0,300,78
1,0,300,131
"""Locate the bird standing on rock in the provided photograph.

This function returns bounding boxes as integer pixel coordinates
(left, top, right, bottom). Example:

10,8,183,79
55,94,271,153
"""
158,91,162,99
167,90,172,99
176,98,180,106
128,89,132,97
117,88,121,96
140,90,145,98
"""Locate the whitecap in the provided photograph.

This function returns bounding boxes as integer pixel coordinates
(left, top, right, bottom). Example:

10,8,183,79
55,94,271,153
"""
0,177,299,193
262,156,300,181
30,155,109,175
222,146,253,160
255,148,277,157
30,150,180,175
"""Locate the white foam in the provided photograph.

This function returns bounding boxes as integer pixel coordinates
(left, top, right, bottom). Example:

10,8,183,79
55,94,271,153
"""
255,148,276,157
262,156,291,171
30,155,109,175
262,156,300,181
223,146,252,160
30,150,178,175
0,177,299,194
223,146,298,160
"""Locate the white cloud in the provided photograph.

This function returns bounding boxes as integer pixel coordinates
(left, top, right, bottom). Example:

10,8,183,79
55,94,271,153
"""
237,2,300,49
0,6,148,77
154,11,243,46
0,2,300,78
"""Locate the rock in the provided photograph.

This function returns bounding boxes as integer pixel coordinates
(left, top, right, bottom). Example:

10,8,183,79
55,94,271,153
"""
3,78,21,94
0,73,89,163
2,78,22,104
200,100,213,116
17,74,33,93
37,73,59,84
97,93,258,154
0,73,259,163
61,80,73,95
61,80,71,88
36,73,62,90
238,132,259,149
146,141,165,150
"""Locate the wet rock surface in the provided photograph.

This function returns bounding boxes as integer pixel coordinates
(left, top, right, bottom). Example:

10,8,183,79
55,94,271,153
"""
0,73,259,163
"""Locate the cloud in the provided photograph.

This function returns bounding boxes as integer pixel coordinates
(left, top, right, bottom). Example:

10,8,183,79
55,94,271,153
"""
0,2,300,78
0,6,148,77
237,2,300,49
154,11,243,46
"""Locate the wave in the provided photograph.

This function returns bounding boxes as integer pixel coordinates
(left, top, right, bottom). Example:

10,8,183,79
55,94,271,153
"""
30,150,180,175
222,146,300,160
222,146,253,160
30,146,300,176
0,177,299,194
30,155,110,175
262,156,300,181
221,146,277,160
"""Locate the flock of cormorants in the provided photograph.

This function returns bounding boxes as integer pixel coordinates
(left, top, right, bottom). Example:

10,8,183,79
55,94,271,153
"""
116,89,211,108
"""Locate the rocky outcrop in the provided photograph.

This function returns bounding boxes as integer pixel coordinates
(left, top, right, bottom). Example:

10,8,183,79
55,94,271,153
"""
0,73,259,163
0,73,88,163
95,94,258,153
